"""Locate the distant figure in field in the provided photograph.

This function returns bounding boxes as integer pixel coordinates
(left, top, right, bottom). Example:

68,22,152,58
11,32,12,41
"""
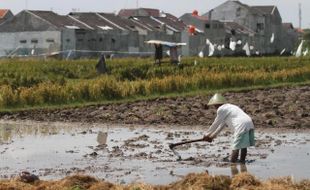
154,44,163,65
170,46,179,65
96,54,108,74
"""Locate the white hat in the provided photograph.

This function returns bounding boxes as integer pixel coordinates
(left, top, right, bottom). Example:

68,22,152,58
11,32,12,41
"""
208,93,227,106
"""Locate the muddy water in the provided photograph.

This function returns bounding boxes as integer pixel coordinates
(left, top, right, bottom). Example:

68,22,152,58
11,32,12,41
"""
0,121,309,185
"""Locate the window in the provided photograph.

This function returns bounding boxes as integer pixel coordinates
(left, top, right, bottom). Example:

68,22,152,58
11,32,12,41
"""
205,23,210,29
257,23,264,31
78,39,83,42
46,39,55,43
31,39,38,43
19,40,27,44
66,39,71,42
76,30,86,35
99,38,103,42
231,29,236,36
236,7,241,17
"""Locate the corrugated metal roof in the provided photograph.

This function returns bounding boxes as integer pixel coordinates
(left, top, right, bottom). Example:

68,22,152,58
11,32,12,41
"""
154,17,186,31
251,6,275,15
131,16,163,31
97,13,148,31
29,10,89,29
224,21,256,35
69,12,117,30
165,13,179,22
118,8,160,17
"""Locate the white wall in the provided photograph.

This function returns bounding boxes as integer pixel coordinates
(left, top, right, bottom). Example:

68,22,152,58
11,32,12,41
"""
0,31,61,57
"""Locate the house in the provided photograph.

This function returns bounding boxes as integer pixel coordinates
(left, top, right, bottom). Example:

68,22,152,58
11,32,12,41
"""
0,8,188,58
0,3,299,58
202,0,291,55
0,9,13,25
180,12,227,56
68,12,133,55
0,10,89,57
118,8,188,55
281,23,299,54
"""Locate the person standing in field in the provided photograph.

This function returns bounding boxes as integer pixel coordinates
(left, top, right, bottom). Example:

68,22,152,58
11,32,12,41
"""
203,93,255,163
169,46,179,65
154,44,163,66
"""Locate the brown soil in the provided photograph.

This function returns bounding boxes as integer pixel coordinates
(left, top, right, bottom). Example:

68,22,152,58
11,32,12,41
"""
1,85,309,128
1,173,309,190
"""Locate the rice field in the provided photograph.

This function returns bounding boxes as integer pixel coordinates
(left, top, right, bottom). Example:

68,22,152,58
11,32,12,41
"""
0,56,309,109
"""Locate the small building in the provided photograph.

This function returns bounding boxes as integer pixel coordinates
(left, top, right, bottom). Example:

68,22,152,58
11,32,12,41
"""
180,12,226,56
0,3,299,58
68,12,137,55
119,8,187,55
0,10,89,57
281,23,299,54
202,0,292,55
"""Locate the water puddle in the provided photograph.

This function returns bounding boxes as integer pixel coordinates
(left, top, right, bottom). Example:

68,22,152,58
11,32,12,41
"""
0,121,309,184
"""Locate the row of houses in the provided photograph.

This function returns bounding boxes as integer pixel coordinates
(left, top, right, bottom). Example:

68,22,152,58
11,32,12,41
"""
0,0,302,58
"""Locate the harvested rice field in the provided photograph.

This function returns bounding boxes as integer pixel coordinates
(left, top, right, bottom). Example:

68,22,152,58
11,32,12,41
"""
0,121,309,189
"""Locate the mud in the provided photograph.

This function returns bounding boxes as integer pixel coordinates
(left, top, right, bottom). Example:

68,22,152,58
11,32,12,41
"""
0,85,309,128
0,121,309,185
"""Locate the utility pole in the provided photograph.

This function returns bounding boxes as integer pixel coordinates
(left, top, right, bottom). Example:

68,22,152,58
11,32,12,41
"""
299,3,302,29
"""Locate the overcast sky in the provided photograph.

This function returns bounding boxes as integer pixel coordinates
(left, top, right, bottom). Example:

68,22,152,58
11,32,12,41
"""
0,0,309,28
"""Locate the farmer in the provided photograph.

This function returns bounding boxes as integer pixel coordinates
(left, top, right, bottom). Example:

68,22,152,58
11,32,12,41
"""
203,93,255,163
154,44,163,65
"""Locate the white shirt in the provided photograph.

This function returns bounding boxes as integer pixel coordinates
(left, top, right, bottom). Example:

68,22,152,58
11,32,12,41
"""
205,103,254,138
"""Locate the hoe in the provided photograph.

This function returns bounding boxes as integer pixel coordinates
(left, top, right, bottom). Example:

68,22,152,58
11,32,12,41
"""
169,138,205,161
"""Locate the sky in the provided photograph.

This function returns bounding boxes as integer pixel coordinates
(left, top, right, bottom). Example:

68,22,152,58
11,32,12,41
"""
0,0,309,28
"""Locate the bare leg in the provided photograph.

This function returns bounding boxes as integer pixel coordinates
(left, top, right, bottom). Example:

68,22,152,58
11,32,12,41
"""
240,148,247,163
231,149,239,163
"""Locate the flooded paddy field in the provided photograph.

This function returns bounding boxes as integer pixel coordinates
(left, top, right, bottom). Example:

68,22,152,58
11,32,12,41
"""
1,121,309,185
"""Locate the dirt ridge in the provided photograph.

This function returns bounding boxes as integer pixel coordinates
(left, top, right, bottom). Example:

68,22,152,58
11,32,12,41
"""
1,85,309,128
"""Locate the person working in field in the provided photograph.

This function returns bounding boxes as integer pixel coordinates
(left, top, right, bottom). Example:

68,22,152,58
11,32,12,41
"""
203,93,255,163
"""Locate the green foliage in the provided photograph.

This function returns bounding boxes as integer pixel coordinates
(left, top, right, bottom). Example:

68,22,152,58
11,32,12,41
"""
303,29,310,52
0,57,309,109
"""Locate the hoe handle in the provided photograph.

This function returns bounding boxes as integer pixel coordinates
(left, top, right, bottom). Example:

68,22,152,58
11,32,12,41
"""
169,138,205,149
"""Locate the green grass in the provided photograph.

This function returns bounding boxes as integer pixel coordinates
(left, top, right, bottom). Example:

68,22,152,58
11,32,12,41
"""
0,56,309,111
